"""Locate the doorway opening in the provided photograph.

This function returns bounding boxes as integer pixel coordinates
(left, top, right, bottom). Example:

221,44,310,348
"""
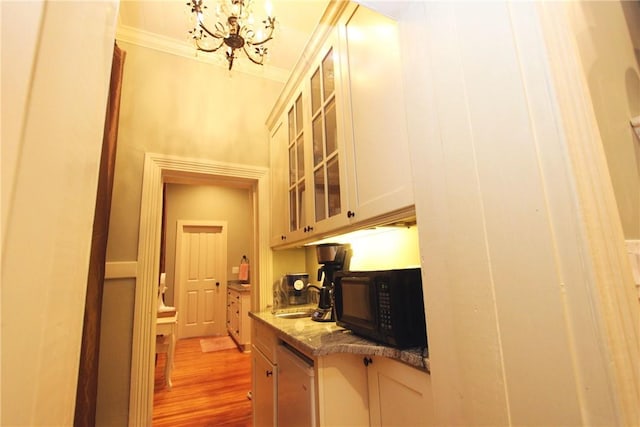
129,153,272,426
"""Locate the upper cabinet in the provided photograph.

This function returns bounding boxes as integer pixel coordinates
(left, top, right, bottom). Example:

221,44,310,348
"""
268,2,413,248
340,5,414,222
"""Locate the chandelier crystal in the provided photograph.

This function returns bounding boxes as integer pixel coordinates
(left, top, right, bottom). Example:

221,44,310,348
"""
187,0,276,70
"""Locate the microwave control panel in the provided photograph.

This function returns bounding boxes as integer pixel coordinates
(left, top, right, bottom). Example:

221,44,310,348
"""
377,280,392,332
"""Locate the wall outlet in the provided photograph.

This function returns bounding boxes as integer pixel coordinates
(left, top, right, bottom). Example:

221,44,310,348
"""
232,266,239,274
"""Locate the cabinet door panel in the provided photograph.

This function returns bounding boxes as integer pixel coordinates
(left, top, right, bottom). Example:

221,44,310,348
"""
307,37,349,234
342,6,414,221
368,357,434,426
253,347,277,427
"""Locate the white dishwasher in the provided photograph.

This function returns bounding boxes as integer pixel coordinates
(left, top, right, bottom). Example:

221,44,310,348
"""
276,342,316,427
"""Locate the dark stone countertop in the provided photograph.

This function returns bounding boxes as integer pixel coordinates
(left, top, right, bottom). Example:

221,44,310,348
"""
249,310,429,372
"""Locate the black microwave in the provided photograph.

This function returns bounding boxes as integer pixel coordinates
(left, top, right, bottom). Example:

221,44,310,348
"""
334,268,427,349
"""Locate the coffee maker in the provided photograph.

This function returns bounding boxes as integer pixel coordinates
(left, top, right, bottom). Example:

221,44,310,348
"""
310,243,350,322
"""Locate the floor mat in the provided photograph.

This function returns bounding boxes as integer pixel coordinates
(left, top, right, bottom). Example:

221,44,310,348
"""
200,335,237,353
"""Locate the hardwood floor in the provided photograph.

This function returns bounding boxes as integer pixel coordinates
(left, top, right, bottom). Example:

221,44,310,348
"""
153,337,252,427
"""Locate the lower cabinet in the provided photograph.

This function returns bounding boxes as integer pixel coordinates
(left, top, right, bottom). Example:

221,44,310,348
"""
227,288,251,350
253,345,277,427
251,320,434,426
367,356,435,427
316,353,370,426
252,320,279,427
317,354,434,426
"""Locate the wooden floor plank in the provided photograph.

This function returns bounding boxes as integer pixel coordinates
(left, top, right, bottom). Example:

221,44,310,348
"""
153,336,252,427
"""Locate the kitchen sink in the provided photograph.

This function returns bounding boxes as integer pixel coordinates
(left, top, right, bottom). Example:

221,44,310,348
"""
275,311,312,319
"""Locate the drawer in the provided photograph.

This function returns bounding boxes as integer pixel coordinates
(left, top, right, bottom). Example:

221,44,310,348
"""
252,319,278,363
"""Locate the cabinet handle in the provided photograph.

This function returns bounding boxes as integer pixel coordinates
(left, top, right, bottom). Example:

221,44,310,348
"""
266,370,273,377
347,210,356,218
304,225,314,233
281,235,286,240
363,357,373,367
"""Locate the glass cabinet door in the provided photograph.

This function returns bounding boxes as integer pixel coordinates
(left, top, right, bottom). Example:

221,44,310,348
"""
311,48,341,223
288,94,306,232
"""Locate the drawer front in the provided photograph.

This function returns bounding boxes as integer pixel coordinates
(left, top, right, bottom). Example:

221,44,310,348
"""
252,319,278,363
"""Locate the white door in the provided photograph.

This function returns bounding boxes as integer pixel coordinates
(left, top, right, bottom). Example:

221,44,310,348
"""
175,221,227,338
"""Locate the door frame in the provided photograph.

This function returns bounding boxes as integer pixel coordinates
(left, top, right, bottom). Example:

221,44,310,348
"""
174,220,228,338
129,152,272,426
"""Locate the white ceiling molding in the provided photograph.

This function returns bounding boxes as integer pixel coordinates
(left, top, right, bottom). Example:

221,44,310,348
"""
115,24,290,83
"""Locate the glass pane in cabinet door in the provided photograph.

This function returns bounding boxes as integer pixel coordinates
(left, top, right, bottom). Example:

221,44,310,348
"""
288,107,295,143
324,99,337,155
289,145,296,186
314,167,326,222
311,68,321,114
296,136,305,180
298,183,306,228
289,189,297,231
312,115,323,167
322,48,334,100
327,157,341,217
295,95,303,134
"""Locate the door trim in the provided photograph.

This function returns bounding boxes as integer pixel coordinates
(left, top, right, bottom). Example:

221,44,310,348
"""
128,153,272,427
174,220,228,338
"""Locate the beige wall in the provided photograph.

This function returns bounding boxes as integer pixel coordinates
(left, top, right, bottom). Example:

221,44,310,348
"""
163,183,254,305
106,42,281,262
569,1,640,239
97,41,282,425
1,1,118,425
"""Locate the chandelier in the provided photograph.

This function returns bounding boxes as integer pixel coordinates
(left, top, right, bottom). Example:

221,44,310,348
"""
187,0,276,70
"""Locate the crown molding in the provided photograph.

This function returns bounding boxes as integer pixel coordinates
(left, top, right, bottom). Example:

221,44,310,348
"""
115,24,290,83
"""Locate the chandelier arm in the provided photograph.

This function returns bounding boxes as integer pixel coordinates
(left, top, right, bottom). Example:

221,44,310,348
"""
242,17,276,46
242,45,265,65
198,23,224,40
195,37,226,53
248,34,273,47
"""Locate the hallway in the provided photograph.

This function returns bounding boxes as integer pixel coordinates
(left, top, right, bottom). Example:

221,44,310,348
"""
153,337,252,426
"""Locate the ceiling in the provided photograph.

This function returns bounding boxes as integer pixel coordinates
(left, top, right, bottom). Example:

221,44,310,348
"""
116,0,331,82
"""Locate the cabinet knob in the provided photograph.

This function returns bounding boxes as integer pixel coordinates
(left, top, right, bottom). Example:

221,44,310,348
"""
304,225,314,233
363,357,373,367
216,282,220,287
266,370,273,377
347,210,356,218
281,235,286,240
